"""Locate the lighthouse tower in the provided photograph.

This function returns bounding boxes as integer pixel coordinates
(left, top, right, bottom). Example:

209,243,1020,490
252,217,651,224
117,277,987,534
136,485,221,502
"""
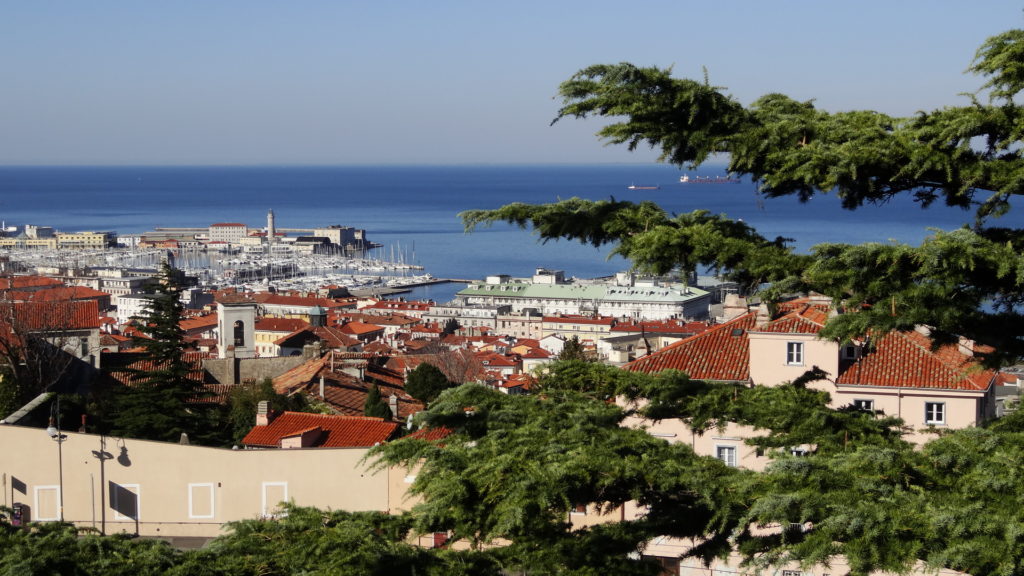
267,209,276,246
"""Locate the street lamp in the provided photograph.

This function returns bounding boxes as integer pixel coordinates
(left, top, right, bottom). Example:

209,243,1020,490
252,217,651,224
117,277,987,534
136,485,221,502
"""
45,396,66,522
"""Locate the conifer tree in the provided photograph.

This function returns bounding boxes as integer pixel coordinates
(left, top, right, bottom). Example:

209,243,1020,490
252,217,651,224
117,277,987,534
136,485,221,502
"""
404,363,457,404
363,383,392,420
109,262,214,443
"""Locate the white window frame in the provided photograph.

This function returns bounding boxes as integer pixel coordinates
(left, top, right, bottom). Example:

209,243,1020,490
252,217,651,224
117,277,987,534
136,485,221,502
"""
188,483,216,519
786,342,804,366
261,481,289,517
853,398,874,412
112,483,141,521
925,402,946,425
33,485,61,521
716,445,738,467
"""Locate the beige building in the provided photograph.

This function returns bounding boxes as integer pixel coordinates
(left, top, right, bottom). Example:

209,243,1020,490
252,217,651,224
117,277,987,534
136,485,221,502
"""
56,231,116,249
0,424,415,539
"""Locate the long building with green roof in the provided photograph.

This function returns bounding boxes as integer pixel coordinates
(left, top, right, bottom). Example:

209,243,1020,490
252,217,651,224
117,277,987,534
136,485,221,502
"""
454,269,710,321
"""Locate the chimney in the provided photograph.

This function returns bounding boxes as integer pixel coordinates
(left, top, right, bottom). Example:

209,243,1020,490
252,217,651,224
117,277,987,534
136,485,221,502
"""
319,376,325,399
754,302,771,328
721,294,748,322
958,336,975,357
256,400,272,426
388,395,399,419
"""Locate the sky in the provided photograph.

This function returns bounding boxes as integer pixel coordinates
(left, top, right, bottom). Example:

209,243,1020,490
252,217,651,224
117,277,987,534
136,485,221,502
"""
3,1,1023,166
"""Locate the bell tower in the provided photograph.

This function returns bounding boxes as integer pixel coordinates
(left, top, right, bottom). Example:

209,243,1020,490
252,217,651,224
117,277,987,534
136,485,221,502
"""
217,299,257,359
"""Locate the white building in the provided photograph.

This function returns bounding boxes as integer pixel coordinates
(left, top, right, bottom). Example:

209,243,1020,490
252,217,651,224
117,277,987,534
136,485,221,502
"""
455,269,710,321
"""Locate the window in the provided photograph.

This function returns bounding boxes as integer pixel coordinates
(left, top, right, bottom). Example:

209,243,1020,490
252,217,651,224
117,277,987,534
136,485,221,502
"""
188,483,215,519
843,344,858,360
33,486,61,521
853,399,874,412
111,483,141,521
786,342,804,365
925,402,946,425
789,447,809,457
716,445,738,467
233,320,245,346
570,503,587,515
261,482,288,518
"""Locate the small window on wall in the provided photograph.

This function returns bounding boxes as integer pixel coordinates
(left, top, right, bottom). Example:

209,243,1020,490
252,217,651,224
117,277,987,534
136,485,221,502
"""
716,445,738,467
786,342,804,365
925,402,946,425
853,399,874,412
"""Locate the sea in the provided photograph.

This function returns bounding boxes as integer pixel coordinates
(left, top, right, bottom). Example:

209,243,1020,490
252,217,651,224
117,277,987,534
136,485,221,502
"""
2,164,1022,304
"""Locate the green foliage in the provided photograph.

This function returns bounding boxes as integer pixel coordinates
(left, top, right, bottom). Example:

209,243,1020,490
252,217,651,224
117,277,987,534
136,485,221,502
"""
108,262,218,444
462,31,1024,365
0,521,181,576
371,384,746,573
441,318,460,336
555,335,590,362
364,383,392,419
222,378,310,446
404,362,457,403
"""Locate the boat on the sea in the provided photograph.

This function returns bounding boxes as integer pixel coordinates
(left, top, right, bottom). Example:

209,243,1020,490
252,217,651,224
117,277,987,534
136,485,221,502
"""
679,175,740,184
627,184,660,190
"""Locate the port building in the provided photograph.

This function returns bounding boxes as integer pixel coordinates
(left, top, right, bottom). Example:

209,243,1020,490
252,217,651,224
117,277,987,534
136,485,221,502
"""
454,269,710,321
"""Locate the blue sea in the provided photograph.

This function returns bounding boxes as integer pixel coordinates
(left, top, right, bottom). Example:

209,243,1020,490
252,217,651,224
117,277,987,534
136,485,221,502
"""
2,164,1021,303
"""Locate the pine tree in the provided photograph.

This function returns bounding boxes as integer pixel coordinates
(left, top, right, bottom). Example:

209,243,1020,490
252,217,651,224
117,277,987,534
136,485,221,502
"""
110,262,214,443
404,363,456,404
363,384,392,420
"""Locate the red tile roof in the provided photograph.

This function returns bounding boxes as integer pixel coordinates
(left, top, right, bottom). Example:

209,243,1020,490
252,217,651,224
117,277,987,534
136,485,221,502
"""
0,276,64,291
836,330,995,391
0,299,101,332
242,411,399,448
752,304,828,335
625,312,756,382
255,317,311,333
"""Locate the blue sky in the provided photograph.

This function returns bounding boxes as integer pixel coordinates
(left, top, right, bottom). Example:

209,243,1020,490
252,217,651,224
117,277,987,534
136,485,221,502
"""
3,1,1022,165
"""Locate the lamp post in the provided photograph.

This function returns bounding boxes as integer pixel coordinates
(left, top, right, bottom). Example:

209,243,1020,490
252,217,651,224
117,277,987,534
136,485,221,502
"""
45,395,66,522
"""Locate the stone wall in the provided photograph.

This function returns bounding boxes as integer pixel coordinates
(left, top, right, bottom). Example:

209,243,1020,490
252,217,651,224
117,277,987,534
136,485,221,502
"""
203,355,308,385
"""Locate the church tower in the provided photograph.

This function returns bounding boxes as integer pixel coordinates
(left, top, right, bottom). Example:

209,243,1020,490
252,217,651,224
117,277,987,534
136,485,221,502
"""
217,299,257,359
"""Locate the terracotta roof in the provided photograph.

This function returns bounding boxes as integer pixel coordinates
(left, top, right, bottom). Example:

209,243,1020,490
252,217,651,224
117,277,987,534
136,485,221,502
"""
836,330,995,392
752,303,828,335
338,321,385,336
274,326,361,349
0,299,101,332
273,355,329,394
0,276,64,291
179,314,218,332
611,319,711,335
242,411,399,448
406,426,453,442
103,350,213,384
4,286,111,302
625,312,755,382
255,317,310,333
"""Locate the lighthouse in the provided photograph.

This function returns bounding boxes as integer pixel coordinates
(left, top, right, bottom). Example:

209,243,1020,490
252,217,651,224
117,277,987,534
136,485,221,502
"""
267,209,276,246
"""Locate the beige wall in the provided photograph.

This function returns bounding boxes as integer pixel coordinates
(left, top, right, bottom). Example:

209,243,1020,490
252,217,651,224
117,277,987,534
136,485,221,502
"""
830,384,993,446
748,332,840,387
0,425,396,538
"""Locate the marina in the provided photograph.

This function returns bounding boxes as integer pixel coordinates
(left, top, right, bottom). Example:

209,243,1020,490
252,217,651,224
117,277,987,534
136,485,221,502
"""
0,244,452,297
